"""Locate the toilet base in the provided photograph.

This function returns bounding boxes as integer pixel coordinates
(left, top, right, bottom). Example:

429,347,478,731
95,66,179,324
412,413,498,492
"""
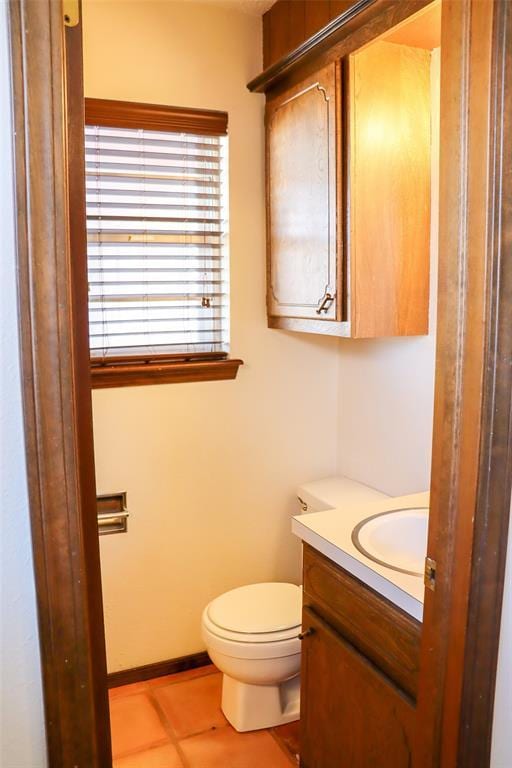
221,673,300,732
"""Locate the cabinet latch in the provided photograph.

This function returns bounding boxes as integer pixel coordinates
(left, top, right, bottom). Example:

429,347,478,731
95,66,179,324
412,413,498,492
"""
424,556,437,591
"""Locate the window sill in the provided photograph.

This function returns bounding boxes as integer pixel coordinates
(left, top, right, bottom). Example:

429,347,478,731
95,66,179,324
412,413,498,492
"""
90,357,243,389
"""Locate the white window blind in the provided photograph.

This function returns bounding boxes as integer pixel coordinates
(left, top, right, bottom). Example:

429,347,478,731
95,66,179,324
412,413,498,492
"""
85,123,229,361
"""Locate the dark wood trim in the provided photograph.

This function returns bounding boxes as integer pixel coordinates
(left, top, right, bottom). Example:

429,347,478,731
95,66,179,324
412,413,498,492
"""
8,1,111,765
458,3,512,764
85,97,228,136
107,651,212,689
415,1,512,766
91,357,243,388
248,0,377,92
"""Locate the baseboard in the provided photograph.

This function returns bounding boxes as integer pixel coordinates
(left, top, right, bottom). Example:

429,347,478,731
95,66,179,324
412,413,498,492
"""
107,650,211,688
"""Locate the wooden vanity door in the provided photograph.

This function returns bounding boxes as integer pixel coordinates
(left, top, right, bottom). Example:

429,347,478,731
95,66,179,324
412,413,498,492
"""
266,63,340,320
300,607,415,768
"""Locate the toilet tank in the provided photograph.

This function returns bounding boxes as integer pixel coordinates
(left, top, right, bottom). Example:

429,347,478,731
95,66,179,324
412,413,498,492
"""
296,476,388,514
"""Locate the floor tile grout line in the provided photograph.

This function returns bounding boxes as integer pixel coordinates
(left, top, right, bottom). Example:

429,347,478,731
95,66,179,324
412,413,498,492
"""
108,666,217,699
174,722,232,744
147,688,193,768
111,735,171,763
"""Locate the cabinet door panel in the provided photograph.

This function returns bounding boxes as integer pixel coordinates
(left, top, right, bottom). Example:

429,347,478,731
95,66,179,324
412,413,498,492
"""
349,41,431,337
267,64,339,320
300,607,415,768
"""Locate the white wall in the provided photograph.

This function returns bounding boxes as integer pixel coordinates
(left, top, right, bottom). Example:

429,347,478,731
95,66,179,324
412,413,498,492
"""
337,47,440,497
83,0,341,672
0,3,47,766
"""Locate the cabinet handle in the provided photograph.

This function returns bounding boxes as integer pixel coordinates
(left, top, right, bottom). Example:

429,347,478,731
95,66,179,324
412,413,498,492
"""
316,293,335,314
299,627,315,640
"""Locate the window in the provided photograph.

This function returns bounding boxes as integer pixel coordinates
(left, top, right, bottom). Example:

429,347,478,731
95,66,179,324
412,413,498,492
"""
84,98,242,388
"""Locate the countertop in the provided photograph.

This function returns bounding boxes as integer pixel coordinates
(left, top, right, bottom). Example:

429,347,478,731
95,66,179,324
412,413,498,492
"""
292,491,429,621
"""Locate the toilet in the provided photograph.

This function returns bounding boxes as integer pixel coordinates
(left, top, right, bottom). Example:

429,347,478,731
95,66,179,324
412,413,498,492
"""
202,582,302,732
202,477,389,732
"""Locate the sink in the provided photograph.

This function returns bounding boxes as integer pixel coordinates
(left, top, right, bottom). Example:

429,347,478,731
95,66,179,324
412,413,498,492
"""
351,507,429,576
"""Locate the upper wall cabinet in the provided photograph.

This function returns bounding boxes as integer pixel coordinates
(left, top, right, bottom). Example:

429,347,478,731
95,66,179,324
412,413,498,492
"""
265,35,433,339
266,63,339,323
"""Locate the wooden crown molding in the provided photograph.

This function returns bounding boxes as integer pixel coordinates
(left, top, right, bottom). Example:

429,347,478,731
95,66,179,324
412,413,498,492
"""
247,0,377,93
85,97,228,135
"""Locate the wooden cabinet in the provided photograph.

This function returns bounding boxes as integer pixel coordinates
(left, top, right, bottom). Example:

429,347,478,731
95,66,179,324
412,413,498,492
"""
300,545,421,768
265,40,432,338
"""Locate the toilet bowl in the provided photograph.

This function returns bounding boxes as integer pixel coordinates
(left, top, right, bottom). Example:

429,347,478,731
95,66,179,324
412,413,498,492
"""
201,582,302,732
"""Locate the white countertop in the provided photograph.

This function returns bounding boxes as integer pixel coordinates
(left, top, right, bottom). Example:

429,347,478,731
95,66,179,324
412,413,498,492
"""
292,491,429,621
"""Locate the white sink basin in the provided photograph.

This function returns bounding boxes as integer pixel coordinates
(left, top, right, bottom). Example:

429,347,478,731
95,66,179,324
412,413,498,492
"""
351,507,429,576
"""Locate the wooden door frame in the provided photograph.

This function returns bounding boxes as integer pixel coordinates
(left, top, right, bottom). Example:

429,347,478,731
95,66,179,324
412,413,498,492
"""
416,1,512,766
8,1,112,765
7,0,511,766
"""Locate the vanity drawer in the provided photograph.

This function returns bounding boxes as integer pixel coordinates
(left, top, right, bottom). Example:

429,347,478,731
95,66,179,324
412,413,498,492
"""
302,544,421,699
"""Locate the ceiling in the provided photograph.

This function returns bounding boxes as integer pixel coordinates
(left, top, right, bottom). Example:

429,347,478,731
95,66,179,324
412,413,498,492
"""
190,0,274,15
384,1,441,49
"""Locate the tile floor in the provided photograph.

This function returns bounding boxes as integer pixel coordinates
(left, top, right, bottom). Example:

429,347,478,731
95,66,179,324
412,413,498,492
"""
109,664,300,767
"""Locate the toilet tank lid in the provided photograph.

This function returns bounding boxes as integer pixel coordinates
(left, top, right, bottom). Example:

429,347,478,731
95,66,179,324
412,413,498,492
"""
206,583,302,635
297,476,388,512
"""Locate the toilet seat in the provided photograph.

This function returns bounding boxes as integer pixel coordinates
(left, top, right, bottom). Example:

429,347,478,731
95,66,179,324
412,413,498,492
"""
206,582,302,637
202,582,302,659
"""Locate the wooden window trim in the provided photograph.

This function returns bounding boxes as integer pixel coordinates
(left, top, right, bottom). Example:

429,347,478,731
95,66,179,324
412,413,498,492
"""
85,98,241,387
85,97,228,136
90,355,243,389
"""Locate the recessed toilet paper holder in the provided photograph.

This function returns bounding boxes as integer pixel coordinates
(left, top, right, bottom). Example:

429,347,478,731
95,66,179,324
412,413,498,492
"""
97,492,129,536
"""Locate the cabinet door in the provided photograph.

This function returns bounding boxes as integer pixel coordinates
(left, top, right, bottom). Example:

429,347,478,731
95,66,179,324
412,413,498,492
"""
348,41,431,337
300,607,415,768
267,64,339,320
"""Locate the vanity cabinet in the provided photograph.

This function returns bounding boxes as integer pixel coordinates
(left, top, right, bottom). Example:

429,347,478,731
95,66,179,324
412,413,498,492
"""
265,40,432,338
300,544,421,768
